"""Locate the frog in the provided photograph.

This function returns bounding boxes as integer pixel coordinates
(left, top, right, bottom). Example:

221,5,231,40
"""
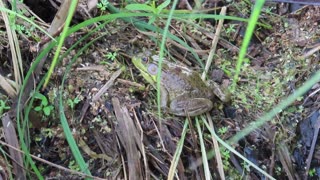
132,51,229,117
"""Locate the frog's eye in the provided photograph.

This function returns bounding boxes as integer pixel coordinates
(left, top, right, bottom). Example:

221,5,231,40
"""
147,63,158,75
142,57,149,63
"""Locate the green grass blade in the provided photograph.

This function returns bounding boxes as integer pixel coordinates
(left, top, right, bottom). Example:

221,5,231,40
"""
156,0,178,117
15,42,57,180
43,0,78,88
195,118,210,180
202,118,275,180
58,33,107,176
125,4,155,12
232,0,265,90
58,99,91,175
168,120,188,180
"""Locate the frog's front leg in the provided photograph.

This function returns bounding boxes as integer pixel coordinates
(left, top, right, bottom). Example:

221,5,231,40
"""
207,80,231,103
169,95,213,116
160,85,169,109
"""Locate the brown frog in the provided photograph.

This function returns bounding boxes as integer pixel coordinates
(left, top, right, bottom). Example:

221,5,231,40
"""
132,52,229,116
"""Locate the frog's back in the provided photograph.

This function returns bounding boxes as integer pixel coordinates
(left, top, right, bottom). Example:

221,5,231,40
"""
161,69,194,93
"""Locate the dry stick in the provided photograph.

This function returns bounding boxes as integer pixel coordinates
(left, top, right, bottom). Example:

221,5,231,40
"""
0,0,22,92
112,97,142,180
302,86,320,106
0,140,106,180
300,43,320,59
304,117,320,179
132,110,150,180
201,7,226,80
187,116,205,180
2,113,26,180
116,134,128,180
207,114,225,180
92,68,123,101
79,67,123,122
202,6,227,180
0,75,17,98
117,78,145,89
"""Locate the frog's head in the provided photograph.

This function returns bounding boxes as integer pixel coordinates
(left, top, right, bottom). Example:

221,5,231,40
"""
132,52,159,87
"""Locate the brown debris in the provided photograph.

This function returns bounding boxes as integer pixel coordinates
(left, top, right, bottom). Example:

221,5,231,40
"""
1,113,26,180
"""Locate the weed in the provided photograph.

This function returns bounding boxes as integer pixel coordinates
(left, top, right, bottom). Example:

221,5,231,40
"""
218,126,228,135
225,24,236,35
33,92,54,116
275,166,282,175
105,51,117,61
13,17,37,39
34,128,54,142
41,128,54,139
67,96,81,109
308,168,316,177
125,0,170,24
221,149,230,160
15,24,30,36
264,7,274,14
68,160,80,171
242,162,251,172
0,100,10,115
97,0,109,11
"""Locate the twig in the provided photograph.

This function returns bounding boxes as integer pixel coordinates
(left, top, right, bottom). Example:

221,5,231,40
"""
201,6,226,80
207,113,225,179
300,43,320,59
79,68,123,122
132,109,151,180
302,86,320,106
2,113,26,179
304,117,320,179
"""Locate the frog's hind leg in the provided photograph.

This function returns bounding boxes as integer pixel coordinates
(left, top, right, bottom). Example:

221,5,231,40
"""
170,98,213,117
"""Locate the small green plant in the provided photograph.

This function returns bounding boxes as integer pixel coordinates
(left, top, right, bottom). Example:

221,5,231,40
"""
14,17,36,38
263,6,275,14
34,128,54,142
15,25,28,36
0,100,10,115
67,97,81,109
68,160,80,171
221,149,230,160
275,166,282,175
125,0,170,24
218,126,228,135
225,24,236,35
309,168,316,177
242,162,251,172
106,51,117,61
97,0,109,11
33,92,54,116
